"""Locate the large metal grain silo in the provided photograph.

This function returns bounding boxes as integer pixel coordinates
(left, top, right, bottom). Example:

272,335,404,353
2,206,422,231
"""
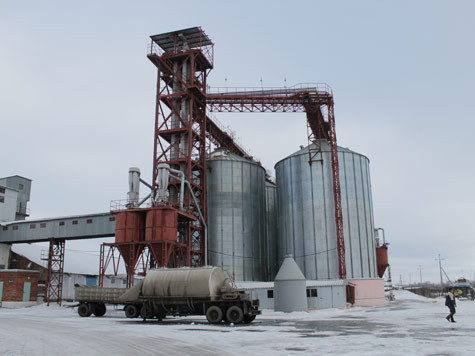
207,148,267,281
275,140,377,280
265,181,278,280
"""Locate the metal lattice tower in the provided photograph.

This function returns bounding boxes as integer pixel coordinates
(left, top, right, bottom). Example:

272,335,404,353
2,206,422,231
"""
101,29,346,280
43,239,65,305
147,28,213,266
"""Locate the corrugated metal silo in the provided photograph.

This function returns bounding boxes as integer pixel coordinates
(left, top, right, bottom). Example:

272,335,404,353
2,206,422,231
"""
275,140,377,280
207,148,267,281
265,181,278,280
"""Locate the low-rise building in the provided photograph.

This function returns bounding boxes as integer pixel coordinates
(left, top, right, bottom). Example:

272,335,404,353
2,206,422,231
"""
0,269,40,307
236,279,348,310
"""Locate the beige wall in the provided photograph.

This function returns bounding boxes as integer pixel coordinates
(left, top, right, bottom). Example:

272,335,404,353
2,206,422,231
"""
349,278,387,307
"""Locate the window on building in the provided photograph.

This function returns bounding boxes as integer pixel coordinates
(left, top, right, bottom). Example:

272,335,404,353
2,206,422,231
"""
111,278,115,284
267,289,274,299
72,220,78,225
0,187,5,193
0,264,5,269
307,288,318,298
86,277,97,286
40,223,46,228
0,196,4,203
109,216,116,221
30,224,36,229
12,225,18,230
2,226,7,231
19,183,24,190
86,219,93,224
59,221,65,226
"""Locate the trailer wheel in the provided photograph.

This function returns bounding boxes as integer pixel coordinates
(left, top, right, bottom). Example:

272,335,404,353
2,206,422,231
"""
226,305,243,324
206,305,223,324
242,314,256,324
124,304,139,318
93,303,107,317
155,310,166,320
78,303,92,317
140,305,154,320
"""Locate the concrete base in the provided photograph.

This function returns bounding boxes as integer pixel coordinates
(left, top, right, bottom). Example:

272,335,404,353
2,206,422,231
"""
349,278,387,307
0,300,40,309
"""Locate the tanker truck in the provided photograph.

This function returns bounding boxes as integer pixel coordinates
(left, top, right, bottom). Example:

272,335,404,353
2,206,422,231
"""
75,267,260,324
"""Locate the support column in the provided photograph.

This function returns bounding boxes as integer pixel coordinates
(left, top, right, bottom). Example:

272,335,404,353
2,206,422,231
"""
44,239,65,306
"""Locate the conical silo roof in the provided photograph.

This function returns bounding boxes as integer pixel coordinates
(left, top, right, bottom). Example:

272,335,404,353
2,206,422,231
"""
274,139,369,168
274,255,305,281
209,147,251,162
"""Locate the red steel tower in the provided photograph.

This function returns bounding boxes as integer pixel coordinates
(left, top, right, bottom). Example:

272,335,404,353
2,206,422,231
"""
147,27,213,267
99,27,347,285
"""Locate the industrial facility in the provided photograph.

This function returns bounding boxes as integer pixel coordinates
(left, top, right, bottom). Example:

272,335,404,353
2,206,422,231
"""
0,27,390,310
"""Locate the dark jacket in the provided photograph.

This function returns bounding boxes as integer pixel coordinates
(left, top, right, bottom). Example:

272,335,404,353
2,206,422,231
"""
445,293,456,308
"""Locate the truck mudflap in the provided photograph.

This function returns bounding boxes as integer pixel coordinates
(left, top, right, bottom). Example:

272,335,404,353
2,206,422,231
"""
248,299,261,316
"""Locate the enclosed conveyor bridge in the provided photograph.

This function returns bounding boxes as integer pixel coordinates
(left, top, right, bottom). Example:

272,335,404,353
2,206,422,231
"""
0,212,115,244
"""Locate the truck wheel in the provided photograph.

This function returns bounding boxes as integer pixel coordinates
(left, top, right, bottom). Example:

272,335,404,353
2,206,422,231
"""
93,303,106,317
226,305,244,324
155,310,166,320
206,305,223,324
140,305,154,320
242,314,256,324
124,304,139,318
78,303,92,317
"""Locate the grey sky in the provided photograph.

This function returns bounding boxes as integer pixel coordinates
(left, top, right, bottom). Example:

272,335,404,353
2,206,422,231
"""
1,0,474,282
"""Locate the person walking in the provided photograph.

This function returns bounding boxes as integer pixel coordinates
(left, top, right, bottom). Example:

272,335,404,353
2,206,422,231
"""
445,287,457,323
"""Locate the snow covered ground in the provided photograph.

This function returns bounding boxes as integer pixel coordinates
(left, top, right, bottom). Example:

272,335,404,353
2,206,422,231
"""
1,290,474,355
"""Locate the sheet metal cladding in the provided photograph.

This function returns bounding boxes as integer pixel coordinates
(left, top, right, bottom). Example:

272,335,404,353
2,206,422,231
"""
265,181,278,280
275,140,377,280
207,148,267,281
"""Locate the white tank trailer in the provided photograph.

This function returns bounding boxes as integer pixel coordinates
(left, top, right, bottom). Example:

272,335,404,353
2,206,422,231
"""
74,267,260,324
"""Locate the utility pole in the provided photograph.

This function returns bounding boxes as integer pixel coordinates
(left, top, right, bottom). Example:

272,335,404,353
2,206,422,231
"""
418,265,423,284
435,254,445,287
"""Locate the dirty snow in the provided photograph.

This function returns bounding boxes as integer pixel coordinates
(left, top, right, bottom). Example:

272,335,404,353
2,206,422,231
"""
1,290,474,355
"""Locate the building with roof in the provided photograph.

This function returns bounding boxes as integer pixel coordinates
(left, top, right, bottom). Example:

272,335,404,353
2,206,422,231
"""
0,269,40,308
0,175,32,269
0,175,32,221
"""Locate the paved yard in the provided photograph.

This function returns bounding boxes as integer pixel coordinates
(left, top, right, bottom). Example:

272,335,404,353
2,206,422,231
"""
1,290,474,355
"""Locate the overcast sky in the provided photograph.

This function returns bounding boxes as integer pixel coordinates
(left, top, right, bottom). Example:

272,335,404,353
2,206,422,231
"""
1,0,474,283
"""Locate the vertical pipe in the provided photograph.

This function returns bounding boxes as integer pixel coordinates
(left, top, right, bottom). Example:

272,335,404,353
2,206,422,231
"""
127,167,141,207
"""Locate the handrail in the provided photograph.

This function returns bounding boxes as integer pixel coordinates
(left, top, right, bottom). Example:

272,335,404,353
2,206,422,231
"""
110,198,152,211
147,41,214,67
207,82,332,96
